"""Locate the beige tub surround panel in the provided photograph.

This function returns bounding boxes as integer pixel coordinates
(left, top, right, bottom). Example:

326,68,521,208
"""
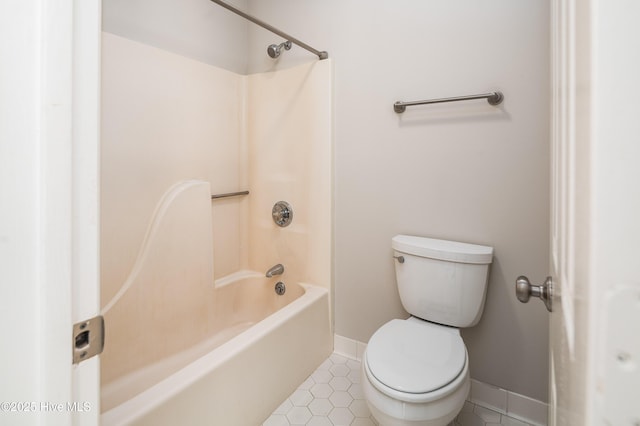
247,60,333,290
101,32,247,301
101,181,215,392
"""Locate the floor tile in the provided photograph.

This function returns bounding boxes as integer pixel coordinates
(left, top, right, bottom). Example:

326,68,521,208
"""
329,391,353,408
349,399,371,418
307,417,333,426
347,383,364,400
273,399,293,415
287,406,312,424
262,352,543,426
474,405,502,423
290,389,313,407
328,407,354,425
311,370,333,384
329,363,350,377
351,418,376,426
501,416,532,426
457,410,486,426
299,376,315,390
329,376,351,391
330,353,348,364
263,414,289,426
310,383,333,399
309,399,333,416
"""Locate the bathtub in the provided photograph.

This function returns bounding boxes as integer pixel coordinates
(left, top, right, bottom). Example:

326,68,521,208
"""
101,271,332,425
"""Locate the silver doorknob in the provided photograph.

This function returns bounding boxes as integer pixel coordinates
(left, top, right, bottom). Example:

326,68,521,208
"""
515,276,553,312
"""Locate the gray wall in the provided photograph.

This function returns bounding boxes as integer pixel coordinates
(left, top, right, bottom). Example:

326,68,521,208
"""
103,0,551,402
103,0,249,74
246,0,551,402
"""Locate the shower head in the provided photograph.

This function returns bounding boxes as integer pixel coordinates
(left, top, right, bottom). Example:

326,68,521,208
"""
267,41,292,58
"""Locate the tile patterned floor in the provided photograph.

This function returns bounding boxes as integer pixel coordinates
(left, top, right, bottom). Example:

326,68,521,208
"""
263,353,536,426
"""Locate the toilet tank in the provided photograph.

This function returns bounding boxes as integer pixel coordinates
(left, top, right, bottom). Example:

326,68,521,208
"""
392,235,494,328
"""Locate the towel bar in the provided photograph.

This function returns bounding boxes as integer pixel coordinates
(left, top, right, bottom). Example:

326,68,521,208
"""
394,91,504,113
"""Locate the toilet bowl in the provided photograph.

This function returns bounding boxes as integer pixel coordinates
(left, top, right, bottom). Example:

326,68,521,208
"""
362,318,469,426
362,235,493,426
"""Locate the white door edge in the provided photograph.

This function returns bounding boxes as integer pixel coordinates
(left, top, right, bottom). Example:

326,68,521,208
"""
71,0,102,424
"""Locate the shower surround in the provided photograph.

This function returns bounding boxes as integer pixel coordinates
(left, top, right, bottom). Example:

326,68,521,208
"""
100,32,332,422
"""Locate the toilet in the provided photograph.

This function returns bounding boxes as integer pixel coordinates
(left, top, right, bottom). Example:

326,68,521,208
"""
362,235,493,426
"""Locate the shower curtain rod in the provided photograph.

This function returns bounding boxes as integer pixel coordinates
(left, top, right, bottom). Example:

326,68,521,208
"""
209,0,328,60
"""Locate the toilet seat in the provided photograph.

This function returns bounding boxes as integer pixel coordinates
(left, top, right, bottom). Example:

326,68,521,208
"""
365,319,466,400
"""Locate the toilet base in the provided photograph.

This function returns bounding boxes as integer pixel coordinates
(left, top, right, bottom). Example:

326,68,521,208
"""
362,351,469,426
367,403,460,426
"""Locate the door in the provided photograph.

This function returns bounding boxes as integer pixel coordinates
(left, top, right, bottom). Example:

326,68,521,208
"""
548,0,591,423
0,1,101,425
545,0,640,424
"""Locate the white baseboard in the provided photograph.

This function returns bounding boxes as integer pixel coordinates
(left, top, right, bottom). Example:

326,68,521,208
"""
469,379,548,425
334,334,548,425
334,334,367,361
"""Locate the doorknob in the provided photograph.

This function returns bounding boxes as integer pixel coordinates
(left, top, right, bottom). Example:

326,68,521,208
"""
515,276,553,312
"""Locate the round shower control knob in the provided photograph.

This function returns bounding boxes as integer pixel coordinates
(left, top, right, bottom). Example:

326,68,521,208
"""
272,201,293,227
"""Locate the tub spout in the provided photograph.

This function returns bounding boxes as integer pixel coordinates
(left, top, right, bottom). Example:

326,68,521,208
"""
265,264,284,278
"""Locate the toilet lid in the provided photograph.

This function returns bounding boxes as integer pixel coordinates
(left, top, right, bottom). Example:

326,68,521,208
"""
366,319,466,394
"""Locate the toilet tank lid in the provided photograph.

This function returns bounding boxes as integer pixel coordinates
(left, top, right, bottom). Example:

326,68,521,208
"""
392,235,493,264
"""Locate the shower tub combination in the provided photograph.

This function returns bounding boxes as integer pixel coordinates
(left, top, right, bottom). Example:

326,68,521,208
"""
101,1,333,422
100,181,332,425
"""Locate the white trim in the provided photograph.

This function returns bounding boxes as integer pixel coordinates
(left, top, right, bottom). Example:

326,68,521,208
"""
333,334,367,361
0,0,98,423
70,1,102,424
470,379,548,426
1,0,49,419
39,0,75,422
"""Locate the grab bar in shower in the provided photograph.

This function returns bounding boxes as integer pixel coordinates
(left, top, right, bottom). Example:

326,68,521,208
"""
393,91,504,113
211,190,250,200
